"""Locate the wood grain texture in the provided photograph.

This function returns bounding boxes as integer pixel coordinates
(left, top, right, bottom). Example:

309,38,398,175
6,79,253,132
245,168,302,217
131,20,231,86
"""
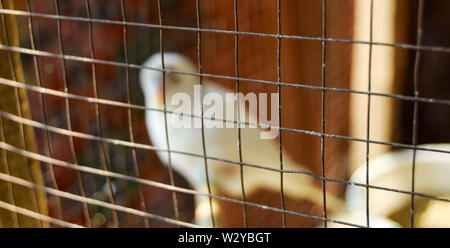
193,0,354,227
0,0,49,227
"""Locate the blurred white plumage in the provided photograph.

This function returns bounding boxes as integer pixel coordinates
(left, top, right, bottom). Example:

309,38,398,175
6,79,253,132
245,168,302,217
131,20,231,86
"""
346,144,450,216
139,52,344,226
341,143,450,227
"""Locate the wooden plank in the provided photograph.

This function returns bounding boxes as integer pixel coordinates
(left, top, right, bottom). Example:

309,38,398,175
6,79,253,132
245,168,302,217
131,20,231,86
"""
0,0,48,228
349,0,411,172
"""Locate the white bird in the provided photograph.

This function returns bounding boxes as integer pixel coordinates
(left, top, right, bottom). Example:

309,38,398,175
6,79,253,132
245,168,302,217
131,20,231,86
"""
139,52,344,227
344,143,450,227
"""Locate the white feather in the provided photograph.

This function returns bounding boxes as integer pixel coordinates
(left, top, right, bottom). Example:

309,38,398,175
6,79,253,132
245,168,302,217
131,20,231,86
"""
346,143,450,219
140,52,344,226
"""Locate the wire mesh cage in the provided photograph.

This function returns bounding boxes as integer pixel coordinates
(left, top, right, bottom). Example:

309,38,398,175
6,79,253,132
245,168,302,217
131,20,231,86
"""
0,0,449,228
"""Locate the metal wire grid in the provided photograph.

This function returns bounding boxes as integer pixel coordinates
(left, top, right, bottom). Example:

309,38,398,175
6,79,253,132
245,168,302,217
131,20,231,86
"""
365,0,374,228
0,0,448,228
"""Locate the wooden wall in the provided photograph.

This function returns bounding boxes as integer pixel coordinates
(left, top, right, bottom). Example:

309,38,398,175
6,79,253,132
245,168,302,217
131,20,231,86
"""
181,0,355,227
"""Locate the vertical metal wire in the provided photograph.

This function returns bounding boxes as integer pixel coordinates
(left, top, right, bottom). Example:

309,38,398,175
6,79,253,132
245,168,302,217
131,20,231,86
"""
0,0,441,229
276,0,287,228
42,0,92,228
84,0,122,228
0,0,42,226
320,0,328,228
53,0,120,227
233,0,248,228
411,0,425,229
195,0,215,227
0,115,19,227
25,0,71,226
119,0,150,228
156,0,181,224
365,0,374,228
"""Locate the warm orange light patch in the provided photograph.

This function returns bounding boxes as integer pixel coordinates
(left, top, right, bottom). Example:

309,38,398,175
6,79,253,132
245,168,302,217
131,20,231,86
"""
156,90,164,106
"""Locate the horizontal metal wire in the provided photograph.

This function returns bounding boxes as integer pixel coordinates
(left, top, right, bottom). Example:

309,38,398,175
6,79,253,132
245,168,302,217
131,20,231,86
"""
1,76,450,158
0,171,199,228
1,109,449,205
1,44,450,107
0,199,83,228
1,8,450,54
1,5,449,228
0,140,365,228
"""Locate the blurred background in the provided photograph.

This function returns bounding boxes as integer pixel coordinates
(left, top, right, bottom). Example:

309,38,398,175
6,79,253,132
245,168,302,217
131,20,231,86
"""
0,0,448,227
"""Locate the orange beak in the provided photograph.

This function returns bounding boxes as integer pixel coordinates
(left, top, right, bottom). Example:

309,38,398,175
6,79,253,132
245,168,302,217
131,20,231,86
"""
156,90,164,106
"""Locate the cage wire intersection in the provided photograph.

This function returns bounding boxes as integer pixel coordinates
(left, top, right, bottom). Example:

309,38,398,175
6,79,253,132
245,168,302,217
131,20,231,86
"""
0,0,449,228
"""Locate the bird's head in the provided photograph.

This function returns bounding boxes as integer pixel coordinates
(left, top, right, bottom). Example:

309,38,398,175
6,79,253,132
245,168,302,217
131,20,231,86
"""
139,52,198,110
